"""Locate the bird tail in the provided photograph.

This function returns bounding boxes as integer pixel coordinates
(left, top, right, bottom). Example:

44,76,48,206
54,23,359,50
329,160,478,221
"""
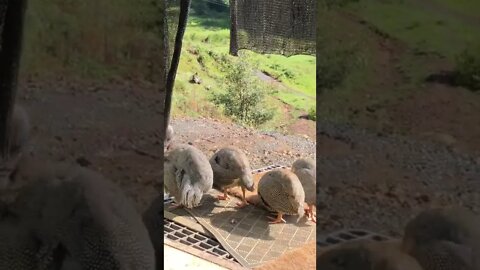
180,179,203,208
296,204,305,223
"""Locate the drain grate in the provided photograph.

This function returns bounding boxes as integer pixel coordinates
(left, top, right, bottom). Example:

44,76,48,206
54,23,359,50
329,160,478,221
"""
318,229,392,251
251,164,288,174
164,218,238,263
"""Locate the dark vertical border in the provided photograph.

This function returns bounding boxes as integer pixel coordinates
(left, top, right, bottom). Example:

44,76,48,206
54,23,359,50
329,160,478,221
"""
0,0,28,159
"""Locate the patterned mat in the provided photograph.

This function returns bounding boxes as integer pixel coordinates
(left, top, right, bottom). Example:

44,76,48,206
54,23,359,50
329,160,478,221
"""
181,190,315,268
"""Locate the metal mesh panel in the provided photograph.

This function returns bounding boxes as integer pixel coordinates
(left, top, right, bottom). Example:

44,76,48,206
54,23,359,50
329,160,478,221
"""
164,218,238,262
232,0,316,56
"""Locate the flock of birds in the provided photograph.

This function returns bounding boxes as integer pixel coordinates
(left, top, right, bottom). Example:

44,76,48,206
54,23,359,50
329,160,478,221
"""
163,124,317,224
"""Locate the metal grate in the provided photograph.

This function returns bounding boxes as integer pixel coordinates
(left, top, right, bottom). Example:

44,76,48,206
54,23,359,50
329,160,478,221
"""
251,164,288,174
164,218,238,263
317,229,392,251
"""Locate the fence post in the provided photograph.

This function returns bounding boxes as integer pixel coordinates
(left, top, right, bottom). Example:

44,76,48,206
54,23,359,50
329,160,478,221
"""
229,0,238,56
164,0,191,134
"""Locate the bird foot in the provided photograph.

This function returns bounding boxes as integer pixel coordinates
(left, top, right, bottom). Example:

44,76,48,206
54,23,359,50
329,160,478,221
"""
235,201,249,208
168,203,183,211
267,215,286,224
305,208,316,223
217,194,230,200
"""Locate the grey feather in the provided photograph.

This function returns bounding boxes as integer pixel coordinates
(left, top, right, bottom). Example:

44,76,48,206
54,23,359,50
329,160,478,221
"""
318,240,423,270
402,207,480,270
291,158,316,205
257,169,305,221
164,144,213,208
210,147,254,192
6,157,156,270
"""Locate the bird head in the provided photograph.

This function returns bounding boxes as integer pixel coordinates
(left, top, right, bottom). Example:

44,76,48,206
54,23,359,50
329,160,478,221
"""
241,172,255,192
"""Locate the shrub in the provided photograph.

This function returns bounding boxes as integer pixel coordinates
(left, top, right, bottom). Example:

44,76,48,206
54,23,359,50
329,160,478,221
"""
317,45,358,90
308,107,317,121
211,57,275,127
455,44,480,91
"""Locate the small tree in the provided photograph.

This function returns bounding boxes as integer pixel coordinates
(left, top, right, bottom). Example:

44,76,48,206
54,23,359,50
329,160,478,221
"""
455,44,480,92
211,57,274,127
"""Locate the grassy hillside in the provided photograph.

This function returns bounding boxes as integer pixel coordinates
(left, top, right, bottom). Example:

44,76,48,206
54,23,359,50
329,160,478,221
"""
317,0,480,129
347,0,480,60
20,0,164,82
171,7,316,129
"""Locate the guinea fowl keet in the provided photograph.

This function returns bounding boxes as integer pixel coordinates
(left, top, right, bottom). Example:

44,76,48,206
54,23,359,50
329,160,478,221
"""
291,158,316,223
164,143,213,209
257,169,305,224
210,146,254,208
5,157,156,269
402,207,480,270
318,240,423,270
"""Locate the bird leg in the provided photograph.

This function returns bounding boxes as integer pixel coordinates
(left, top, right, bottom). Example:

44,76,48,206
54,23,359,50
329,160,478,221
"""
304,204,316,223
267,213,286,224
235,186,249,208
217,189,230,200
308,209,316,223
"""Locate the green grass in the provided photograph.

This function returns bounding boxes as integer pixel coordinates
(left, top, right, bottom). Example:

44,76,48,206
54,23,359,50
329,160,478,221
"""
317,0,480,131
433,0,480,18
173,13,316,120
347,0,480,60
20,0,165,82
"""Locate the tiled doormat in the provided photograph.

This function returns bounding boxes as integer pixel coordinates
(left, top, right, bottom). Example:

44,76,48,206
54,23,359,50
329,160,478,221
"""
317,229,393,253
182,190,316,268
164,165,315,268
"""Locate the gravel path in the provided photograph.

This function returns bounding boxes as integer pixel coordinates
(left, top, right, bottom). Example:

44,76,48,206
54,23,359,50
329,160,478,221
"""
318,120,480,237
170,117,316,169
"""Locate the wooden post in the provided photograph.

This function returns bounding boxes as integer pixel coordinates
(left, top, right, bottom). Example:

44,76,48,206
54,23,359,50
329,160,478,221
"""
0,0,28,160
164,0,191,134
229,0,238,56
